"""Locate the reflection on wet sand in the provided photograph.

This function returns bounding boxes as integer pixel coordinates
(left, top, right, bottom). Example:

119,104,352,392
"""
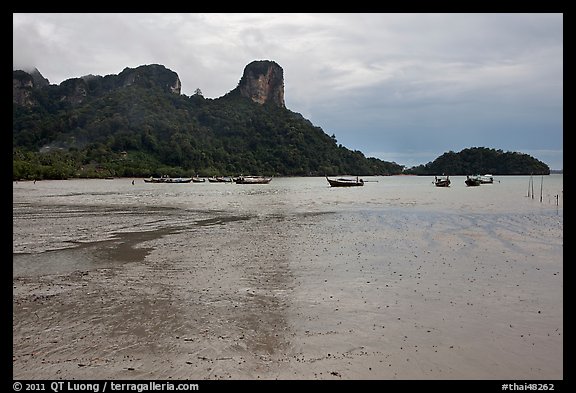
13,227,177,277
13,208,301,379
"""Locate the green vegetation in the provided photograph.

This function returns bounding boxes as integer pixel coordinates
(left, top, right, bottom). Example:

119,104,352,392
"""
13,66,549,180
13,67,404,180
404,147,550,175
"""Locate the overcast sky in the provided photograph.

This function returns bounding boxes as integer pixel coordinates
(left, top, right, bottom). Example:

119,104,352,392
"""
13,13,563,170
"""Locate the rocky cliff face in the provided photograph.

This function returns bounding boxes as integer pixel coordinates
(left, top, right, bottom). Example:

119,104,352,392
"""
12,68,49,106
117,64,181,95
29,68,50,88
238,60,285,108
13,70,35,106
58,78,89,105
14,61,286,109
13,64,182,108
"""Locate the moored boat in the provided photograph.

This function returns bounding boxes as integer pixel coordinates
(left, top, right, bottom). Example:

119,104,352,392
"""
208,176,234,183
144,176,193,183
478,174,494,184
465,175,481,186
326,175,364,187
234,175,272,184
434,175,451,187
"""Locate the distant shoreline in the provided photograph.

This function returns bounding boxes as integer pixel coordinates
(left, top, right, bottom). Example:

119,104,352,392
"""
13,172,563,182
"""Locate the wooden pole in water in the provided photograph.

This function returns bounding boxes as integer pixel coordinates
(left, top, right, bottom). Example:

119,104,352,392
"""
531,175,534,199
540,175,543,203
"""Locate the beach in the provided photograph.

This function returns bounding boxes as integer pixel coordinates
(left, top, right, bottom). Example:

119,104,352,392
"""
13,176,563,380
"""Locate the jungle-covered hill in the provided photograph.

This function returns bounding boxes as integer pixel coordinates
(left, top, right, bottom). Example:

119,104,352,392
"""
403,147,550,175
12,62,403,180
13,62,550,180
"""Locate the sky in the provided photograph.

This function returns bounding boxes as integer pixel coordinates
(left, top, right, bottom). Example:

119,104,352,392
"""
13,13,564,170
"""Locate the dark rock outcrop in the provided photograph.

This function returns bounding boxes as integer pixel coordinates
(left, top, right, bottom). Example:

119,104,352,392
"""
117,64,181,94
13,68,49,106
29,68,50,88
58,78,89,105
13,70,35,106
13,64,182,108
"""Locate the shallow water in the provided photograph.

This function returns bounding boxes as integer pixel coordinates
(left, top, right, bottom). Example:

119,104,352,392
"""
13,175,563,256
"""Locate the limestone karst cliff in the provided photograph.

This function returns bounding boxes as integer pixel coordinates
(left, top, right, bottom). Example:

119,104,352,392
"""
237,60,285,108
13,64,181,108
13,60,407,178
12,68,49,106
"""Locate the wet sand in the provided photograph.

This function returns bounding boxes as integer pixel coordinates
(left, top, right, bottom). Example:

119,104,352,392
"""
13,203,563,380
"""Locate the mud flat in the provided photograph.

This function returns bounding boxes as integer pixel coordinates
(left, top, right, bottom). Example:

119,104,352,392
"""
13,201,562,380
13,177,563,380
